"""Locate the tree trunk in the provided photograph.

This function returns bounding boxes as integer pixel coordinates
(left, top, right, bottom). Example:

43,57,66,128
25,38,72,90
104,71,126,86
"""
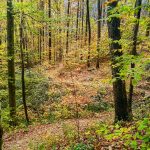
7,0,16,126
66,0,70,54
0,124,2,150
86,0,91,68
0,91,3,149
76,1,80,42
146,12,150,36
128,0,142,119
81,0,84,48
107,0,129,122
38,0,44,64
38,29,42,64
19,0,29,124
48,0,52,62
96,0,102,69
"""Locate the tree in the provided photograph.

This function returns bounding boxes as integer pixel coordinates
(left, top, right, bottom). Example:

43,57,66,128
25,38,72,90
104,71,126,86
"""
96,0,102,68
66,0,71,54
76,0,80,42
48,0,52,62
0,24,3,150
146,12,150,36
38,0,44,64
20,0,29,124
107,0,129,122
0,112,3,150
86,0,91,68
128,0,142,119
7,0,16,125
81,0,84,48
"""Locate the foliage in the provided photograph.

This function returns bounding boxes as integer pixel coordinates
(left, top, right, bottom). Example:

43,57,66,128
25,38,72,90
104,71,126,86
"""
1,70,49,127
31,117,150,149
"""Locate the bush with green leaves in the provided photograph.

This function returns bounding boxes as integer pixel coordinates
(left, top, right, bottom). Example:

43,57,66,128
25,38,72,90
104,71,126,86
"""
1,69,50,126
32,116,150,149
15,70,49,110
86,87,111,113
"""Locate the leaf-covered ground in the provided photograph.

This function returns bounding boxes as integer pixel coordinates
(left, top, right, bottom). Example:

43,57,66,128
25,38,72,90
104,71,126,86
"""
3,61,150,150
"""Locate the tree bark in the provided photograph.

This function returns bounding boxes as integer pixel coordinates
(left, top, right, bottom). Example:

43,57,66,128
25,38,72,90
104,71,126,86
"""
66,0,70,54
96,0,102,69
48,0,52,62
107,0,129,122
76,1,80,42
81,0,84,48
0,94,3,150
146,12,150,36
86,0,91,68
128,0,142,119
0,124,2,150
19,0,29,124
7,0,16,125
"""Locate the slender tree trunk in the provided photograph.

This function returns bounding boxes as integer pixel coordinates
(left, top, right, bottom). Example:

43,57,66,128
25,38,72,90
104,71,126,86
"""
0,124,2,150
19,0,29,124
38,0,44,64
0,26,2,66
38,29,42,64
128,0,142,119
86,0,91,68
76,1,80,42
0,55,3,150
48,0,52,62
7,0,16,125
146,12,150,36
0,118,3,149
85,6,88,45
96,0,102,68
81,0,84,48
107,0,129,122
0,25,3,148
66,0,70,54
0,25,2,45
25,29,29,68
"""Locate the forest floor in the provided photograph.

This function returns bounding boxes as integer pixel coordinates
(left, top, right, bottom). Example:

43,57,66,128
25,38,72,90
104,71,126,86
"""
3,60,150,150
3,60,114,150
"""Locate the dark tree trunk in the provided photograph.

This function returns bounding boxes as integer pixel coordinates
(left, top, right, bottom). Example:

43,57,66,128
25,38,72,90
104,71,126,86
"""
19,1,29,124
0,93,3,150
96,0,102,69
146,12,150,36
128,0,142,119
85,11,88,45
66,0,70,54
86,0,91,68
107,0,129,122
0,125,2,150
81,0,84,48
38,0,44,64
0,26,2,66
38,29,42,64
0,26,2,45
7,0,16,125
48,0,52,62
76,1,80,42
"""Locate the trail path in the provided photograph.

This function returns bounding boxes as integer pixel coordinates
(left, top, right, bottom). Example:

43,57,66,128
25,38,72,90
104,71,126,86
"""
3,62,113,150
3,113,112,150
3,62,150,150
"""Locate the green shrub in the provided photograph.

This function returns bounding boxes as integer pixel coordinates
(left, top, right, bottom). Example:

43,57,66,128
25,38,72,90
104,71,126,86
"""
85,102,109,113
69,143,94,150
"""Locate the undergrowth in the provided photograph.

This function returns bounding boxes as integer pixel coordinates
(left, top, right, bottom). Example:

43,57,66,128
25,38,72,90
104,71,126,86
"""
29,116,150,150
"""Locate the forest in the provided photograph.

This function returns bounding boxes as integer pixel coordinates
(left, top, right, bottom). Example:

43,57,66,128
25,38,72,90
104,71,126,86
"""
0,0,150,149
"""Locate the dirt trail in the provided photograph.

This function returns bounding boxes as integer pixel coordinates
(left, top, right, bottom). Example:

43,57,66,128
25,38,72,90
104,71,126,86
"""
3,62,149,150
3,62,113,150
3,113,112,150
